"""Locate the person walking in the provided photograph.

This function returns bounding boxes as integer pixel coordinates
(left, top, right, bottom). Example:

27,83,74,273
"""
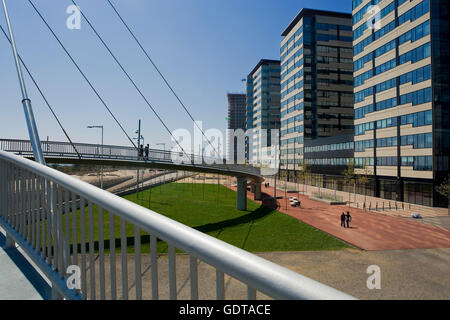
340,212,346,228
144,144,149,160
346,211,352,228
139,144,144,160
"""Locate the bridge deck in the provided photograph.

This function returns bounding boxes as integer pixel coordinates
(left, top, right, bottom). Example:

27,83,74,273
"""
0,139,264,183
0,229,48,300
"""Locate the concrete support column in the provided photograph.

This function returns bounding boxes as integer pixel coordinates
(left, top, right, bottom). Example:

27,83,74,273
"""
237,177,247,211
253,183,262,201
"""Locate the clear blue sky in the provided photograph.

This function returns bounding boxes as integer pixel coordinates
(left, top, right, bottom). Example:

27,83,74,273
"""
0,0,351,149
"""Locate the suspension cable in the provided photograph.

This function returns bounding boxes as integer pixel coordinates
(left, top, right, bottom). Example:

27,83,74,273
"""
106,0,223,161
27,0,137,151
0,24,82,159
69,0,194,164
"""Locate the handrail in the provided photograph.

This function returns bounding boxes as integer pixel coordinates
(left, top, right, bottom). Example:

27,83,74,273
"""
0,138,263,182
0,150,355,300
0,137,211,161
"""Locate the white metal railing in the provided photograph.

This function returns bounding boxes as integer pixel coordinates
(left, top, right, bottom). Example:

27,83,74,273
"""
0,150,355,300
0,138,261,180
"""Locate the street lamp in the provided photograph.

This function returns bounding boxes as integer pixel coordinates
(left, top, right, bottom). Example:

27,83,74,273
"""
157,143,167,186
133,134,145,200
133,135,145,148
87,125,104,189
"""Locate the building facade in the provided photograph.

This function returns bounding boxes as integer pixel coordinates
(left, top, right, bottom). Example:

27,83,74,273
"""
226,93,247,163
246,76,254,162
247,59,281,166
279,9,354,181
352,0,449,207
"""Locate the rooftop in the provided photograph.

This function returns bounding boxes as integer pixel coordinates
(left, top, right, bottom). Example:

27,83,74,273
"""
248,59,281,78
281,8,352,37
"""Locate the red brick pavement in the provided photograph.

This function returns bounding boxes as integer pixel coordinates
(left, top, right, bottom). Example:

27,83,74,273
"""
228,183,450,251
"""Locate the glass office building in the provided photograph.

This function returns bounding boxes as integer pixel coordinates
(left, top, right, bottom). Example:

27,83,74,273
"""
246,76,254,162
352,0,449,206
247,59,281,166
226,93,247,163
280,9,354,181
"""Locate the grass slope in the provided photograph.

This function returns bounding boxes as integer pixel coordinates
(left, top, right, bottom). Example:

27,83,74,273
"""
120,183,349,252
65,182,349,254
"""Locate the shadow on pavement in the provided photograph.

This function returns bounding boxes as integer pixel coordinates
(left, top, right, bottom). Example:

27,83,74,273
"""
0,231,51,299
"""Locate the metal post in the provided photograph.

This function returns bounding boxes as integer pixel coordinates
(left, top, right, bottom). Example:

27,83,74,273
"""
2,0,45,165
285,176,287,210
274,174,277,200
136,120,141,200
87,125,104,189
5,233,15,249
334,180,337,201
137,120,141,154
142,170,144,200
101,126,103,188
217,174,220,203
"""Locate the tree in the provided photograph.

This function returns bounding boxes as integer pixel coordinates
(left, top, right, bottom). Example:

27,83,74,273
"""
342,160,356,206
436,175,450,216
298,162,311,195
357,165,372,209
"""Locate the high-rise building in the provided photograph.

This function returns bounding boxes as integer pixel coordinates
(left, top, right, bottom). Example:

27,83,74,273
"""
280,9,354,181
246,76,254,162
247,59,281,166
226,93,247,163
352,0,449,207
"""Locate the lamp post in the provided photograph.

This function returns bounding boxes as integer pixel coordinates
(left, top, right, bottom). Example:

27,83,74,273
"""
133,132,145,200
134,135,144,148
157,143,166,187
87,125,104,189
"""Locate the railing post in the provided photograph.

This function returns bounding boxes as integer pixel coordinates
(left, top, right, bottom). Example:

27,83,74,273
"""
51,286,64,300
5,232,15,249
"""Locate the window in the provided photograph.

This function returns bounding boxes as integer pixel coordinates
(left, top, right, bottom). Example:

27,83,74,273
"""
376,116,397,129
399,42,431,65
399,87,432,106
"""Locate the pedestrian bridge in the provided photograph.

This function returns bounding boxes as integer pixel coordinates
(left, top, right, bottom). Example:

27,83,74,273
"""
0,138,263,211
0,148,355,300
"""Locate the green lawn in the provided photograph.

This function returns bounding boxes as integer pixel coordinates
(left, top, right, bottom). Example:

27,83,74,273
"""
66,182,350,253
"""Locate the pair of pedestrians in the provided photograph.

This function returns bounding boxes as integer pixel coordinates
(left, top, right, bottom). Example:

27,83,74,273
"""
340,211,352,228
138,144,150,160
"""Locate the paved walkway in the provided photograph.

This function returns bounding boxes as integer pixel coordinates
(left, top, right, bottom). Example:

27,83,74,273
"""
77,248,450,300
407,216,450,230
228,184,450,251
258,248,450,300
265,178,448,218
0,230,48,299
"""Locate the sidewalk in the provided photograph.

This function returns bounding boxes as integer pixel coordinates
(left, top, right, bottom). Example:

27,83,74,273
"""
0,229,48,299
265,178,448,218
229,183,450,251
